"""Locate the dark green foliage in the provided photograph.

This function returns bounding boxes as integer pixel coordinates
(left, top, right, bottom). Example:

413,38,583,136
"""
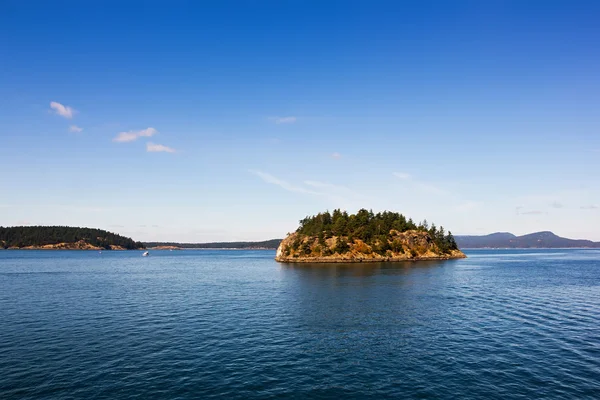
296,209,458,252
291,237,302,251
300,241,312,255
373,235,391,255
317,231,326,246
391,240,404,253
0,226,144,249
334,238,350,254
144,239,282,249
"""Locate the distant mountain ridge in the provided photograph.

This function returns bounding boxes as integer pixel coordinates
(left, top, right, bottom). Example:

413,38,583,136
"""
147,231,600,250
455,231,600,248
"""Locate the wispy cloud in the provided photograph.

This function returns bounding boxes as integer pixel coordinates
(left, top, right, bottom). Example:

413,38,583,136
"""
146,142,176,153
304,180,372,206
50,101,75,119
269,116,297,124
249,170,372,210
415,182,447,195
581,205,598,210
515,206,545,215
550,201,563,209
250,170,317,194
392,172,447,195
393,172,411,180
331,152,342,159
455,201,481,212
304,180,355,192
113,127,158,143
521,210,544,215
69,125,83,133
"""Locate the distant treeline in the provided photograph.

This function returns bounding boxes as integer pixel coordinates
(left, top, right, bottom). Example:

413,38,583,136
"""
144,239,282,249
296,209,458,253
0,226,145,249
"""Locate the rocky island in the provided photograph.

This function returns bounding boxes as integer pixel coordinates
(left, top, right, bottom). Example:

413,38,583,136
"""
276,209,466,263
0,226,145,250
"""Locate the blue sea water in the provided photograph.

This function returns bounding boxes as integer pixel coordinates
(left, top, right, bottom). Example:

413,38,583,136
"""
0,249,599,399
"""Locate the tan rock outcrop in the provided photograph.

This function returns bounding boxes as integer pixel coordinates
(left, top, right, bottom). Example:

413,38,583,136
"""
275,230,466,263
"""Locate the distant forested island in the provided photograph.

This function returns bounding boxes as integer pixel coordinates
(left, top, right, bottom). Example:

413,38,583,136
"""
455,231,600,248
276,209,465,262
0,226,145,250
144,239,282,250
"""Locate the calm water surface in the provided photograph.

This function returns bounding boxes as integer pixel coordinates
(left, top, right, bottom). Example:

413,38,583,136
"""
1,249,599,399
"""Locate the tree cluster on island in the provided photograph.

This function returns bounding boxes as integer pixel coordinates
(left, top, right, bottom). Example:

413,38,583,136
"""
0,226,145,250
278,209,460,261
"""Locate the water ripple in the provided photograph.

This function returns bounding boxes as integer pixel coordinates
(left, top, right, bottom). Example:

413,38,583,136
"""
1,249,600,399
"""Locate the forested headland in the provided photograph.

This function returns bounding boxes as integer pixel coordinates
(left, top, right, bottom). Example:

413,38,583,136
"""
0,226,145,250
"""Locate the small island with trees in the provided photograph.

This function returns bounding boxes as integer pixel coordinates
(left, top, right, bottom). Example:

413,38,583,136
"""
276,209,466,263
0,226,145,250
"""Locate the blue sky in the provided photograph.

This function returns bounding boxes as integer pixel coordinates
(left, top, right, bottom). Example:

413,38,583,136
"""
1,0,599,242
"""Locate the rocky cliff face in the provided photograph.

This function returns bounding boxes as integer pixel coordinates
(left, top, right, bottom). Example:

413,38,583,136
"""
276,230,466,263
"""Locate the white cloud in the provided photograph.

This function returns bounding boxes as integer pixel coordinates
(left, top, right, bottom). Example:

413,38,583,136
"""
415,182,448,195
455,201,481,212
113,127,158,143
50,101,75,119
581,205,598,210
69,125,83,133
146,142,176,153
515,206,524,215
250,169,373,210
304,180,372,206
393,172,411,180
303,180,336,189
393,172,446,195
250,170,316,194
331,152,342,159
269,116,297,124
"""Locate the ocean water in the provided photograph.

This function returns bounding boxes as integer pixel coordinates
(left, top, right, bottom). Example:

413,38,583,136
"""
0,249,599,399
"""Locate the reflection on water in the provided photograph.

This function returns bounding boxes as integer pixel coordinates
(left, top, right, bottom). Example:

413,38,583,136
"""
281,259,451,278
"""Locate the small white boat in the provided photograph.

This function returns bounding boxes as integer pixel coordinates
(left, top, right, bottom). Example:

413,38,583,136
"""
142,251,149,257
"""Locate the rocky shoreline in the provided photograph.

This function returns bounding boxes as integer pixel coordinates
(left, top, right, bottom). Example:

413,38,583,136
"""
275,252,466,263
2,240,129,250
